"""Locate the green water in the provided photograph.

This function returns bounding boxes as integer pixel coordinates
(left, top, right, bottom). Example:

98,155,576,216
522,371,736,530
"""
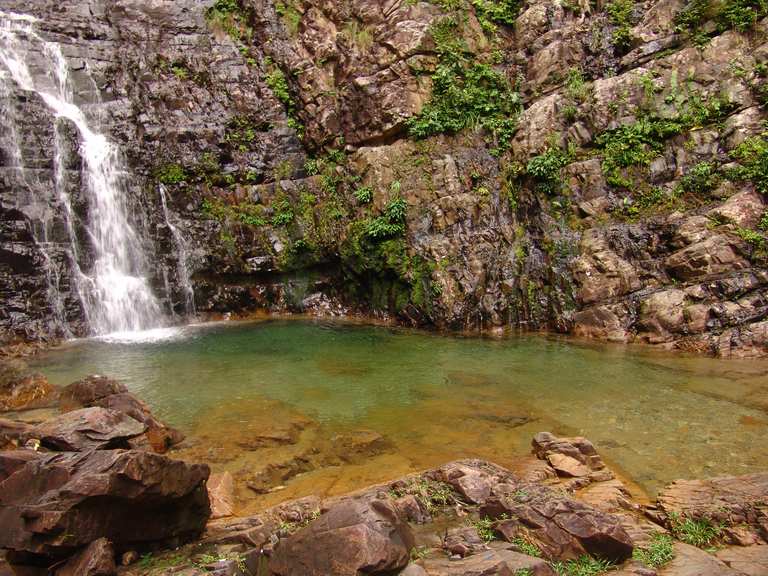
32,319,768,508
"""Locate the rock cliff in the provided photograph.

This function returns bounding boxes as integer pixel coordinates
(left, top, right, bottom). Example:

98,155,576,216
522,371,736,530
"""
2,0,768,356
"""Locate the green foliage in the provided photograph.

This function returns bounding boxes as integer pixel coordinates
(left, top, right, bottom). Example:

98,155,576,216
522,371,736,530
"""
633,533,675,568
202,197,268,227
515,570,534,576
758,210,768,230
675,0,768,39
565,67,589,102
511,537,541,557
406,16,522,154
343,20,374,50
470,0,522,33
275,1,302,35
206,0,253,42
669,513,723,548
526,144,573,194
265,61,293,109
596,95,735,188
365,195,408,239
728,132,768,194
606,0,635,53
679,161,720,195
156,163,187,185
354,186,373,203
550,556,614,576
271,197,295,226
225,115,259,152
389,479,456,513
473,516,497,542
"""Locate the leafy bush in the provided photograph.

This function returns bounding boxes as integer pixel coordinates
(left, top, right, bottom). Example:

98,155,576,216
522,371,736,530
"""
728,133,768,193
633,533,675,568
675,0,768,38
526,145,572,194
406,17,522,154
365,196,407,239
511,537,541,558
606,0,635,53
271,198,295,226
470,0,521,32
354,186,373,203
156,163,187,185
679,161,720,195
206,0,253,42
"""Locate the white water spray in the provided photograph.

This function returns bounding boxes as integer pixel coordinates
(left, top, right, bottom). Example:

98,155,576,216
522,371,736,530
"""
0,11,163,335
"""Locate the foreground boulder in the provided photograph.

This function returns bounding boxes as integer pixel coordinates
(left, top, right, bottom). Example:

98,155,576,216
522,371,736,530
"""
269,496,415,576
60,375,184,452
24,407,147,451
423,548,555,575
54,538,116,576
0,449,210,566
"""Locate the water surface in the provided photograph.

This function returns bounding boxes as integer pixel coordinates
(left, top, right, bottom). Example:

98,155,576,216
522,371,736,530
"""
32,319,768,513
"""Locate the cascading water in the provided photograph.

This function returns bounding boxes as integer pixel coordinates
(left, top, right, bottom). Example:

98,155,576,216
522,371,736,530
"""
159,184,196,317
0,11,164,336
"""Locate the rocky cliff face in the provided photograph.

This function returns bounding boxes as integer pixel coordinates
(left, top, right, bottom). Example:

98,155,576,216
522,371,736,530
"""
2,0,767,356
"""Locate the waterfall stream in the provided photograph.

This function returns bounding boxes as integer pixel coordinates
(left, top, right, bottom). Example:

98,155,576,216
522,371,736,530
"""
159,184,196,317
0,11,164,336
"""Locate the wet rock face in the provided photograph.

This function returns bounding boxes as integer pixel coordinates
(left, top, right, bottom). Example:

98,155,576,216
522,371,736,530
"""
0,449,210,564
1,0,768,355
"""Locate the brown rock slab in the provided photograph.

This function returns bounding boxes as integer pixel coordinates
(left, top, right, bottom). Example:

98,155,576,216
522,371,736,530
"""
0,418,31,450
25,407,146,451
54,538,116,576
443,526,487,557
423,548,555,575
0,449,210,562
0,373,56,412
657,473,768,530
658,542,740,576
59,375,127,409
437,462,493,504
716,544,768,576
547,453,591,478
208,471,235,519
269,496,414,576
532,432,607,475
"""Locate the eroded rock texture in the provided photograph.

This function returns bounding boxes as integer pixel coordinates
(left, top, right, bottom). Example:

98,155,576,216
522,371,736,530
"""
1,0,767,356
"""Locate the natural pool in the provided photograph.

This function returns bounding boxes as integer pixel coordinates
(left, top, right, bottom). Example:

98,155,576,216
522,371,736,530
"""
31,318,768,514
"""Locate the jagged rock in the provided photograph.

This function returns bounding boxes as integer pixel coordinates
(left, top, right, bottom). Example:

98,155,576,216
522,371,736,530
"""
482,483,634,562
0,449,210,563
60,375,184,453
208,472,235,519
436,462,493,504
422,548,555,575
443,526,487,557
0,372,55,412
24,407,146,451
395,494,430,524
54,538,116,576
531,432,609,480
269,496,414,576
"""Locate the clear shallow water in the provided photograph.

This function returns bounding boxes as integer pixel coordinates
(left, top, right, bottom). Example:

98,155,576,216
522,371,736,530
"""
32,319,768,512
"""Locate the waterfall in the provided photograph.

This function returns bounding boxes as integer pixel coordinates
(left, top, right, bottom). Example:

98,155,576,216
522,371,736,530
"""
159,184,196,317
0,11,163,336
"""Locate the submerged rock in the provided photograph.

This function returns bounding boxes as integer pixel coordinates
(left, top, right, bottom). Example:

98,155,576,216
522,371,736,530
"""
0,449,210,566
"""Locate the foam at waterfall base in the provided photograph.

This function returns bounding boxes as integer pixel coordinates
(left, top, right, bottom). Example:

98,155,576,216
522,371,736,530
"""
96,326,188,344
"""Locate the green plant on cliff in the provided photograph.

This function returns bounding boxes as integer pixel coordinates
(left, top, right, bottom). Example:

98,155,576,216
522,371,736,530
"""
675,0,768,41
354,186,373,204
406,16,522,154
596,94,735,188
472,516,498,542
156,163,187,185
511,536,541,557
271,197,295,227
365,195,407,239
526,144,573,194
728,132,768,194
633,532,675,568
275,1,302,35
470,0,522,33
679,161,720,196
264,58,303,136
606,0,635,53
206,0,253,42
